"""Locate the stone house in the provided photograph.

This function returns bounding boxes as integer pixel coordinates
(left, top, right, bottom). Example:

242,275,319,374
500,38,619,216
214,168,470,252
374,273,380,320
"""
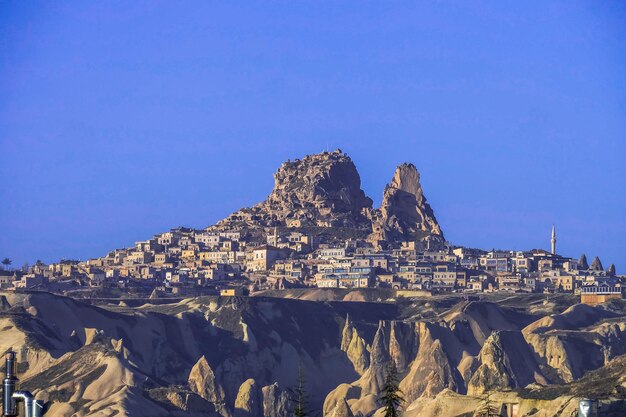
318,248,346,260
87,268,106,286
497,274,522,291
154,253,169,264
194,232,220,248
157,232,180,246
0,272,16,289
219,231,241,241
14,274,47,289
248,245,285,272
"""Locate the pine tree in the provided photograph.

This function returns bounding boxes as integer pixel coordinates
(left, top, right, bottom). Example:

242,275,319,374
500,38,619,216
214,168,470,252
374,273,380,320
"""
377,361,404,417
473,393,500,417
290,366,313,417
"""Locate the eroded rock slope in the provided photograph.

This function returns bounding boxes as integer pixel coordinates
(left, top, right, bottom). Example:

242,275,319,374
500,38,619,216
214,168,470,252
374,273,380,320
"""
1,292,625,417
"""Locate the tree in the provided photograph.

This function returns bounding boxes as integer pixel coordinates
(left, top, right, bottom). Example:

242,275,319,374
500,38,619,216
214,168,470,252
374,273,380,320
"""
1,258,11,270
473,393,500,417
578,254,589,270
377,361,404,417
290,366,313,417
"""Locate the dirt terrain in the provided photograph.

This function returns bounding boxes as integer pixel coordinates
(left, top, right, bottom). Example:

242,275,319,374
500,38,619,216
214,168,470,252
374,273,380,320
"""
1,290,625,417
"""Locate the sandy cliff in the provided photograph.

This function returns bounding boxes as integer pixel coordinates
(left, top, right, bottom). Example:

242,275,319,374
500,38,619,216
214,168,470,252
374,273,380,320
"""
1,292,625,417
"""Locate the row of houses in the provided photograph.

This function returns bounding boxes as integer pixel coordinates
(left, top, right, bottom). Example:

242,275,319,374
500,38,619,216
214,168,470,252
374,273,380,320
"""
5,225,623,299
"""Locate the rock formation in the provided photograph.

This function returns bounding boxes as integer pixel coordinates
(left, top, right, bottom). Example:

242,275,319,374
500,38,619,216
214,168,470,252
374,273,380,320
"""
261,383,290,417
213,151,444,245
590,256,604,271
398,322,458,401
340,315,370,375
189,356,229,416
467,331,546,395
4,290,626,417
217,150,373,229
327,398,355,417
522,304,626,383
369,163,443,244
235,379,263,417
608,263,617,276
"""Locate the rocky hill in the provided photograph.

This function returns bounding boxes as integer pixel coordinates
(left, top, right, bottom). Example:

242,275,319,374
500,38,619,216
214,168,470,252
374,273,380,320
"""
2,291,625,417
216,150,373,230
214,150,443,244
369,163,443,245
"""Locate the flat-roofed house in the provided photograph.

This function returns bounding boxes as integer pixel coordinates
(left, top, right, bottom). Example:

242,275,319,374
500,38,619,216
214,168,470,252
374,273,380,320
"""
248,246,285,272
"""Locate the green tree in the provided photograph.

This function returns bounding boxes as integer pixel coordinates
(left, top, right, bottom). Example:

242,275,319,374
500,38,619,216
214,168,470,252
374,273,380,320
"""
1,258,11,270
378,361,404,417
473,393,500,417
290,366,312,417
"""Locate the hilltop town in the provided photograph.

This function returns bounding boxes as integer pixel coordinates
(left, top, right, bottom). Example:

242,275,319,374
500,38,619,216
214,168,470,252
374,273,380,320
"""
1,150,626,417
2,150,623,304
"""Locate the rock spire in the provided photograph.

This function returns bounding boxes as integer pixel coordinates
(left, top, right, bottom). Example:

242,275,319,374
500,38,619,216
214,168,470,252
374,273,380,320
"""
370,163,443,244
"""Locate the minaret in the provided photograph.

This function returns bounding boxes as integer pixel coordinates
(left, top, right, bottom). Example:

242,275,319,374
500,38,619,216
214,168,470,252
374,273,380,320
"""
551,225,556,255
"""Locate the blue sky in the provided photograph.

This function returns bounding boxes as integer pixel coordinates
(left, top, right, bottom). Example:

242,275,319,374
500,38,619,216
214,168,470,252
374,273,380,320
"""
1,1,625,271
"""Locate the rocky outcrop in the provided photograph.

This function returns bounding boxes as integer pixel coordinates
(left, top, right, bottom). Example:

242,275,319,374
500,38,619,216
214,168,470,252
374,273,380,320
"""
399,322,459,401
261,383,290,417
327,398,355,417
370,163,443,244
522,306,626,383
406,354,626,417
323,384,362,417
217,150,372,229
213,151,444,245
324,321,392,417
341,314,355,352
189,356,229,416
361,321,392,396
467,331,546,395
235,379,263,417
8,291,626,417
388,320,417,373
326,319,470,416
341,315,370,375
608,263,617,276
590,256,604,271
165,390,216,413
